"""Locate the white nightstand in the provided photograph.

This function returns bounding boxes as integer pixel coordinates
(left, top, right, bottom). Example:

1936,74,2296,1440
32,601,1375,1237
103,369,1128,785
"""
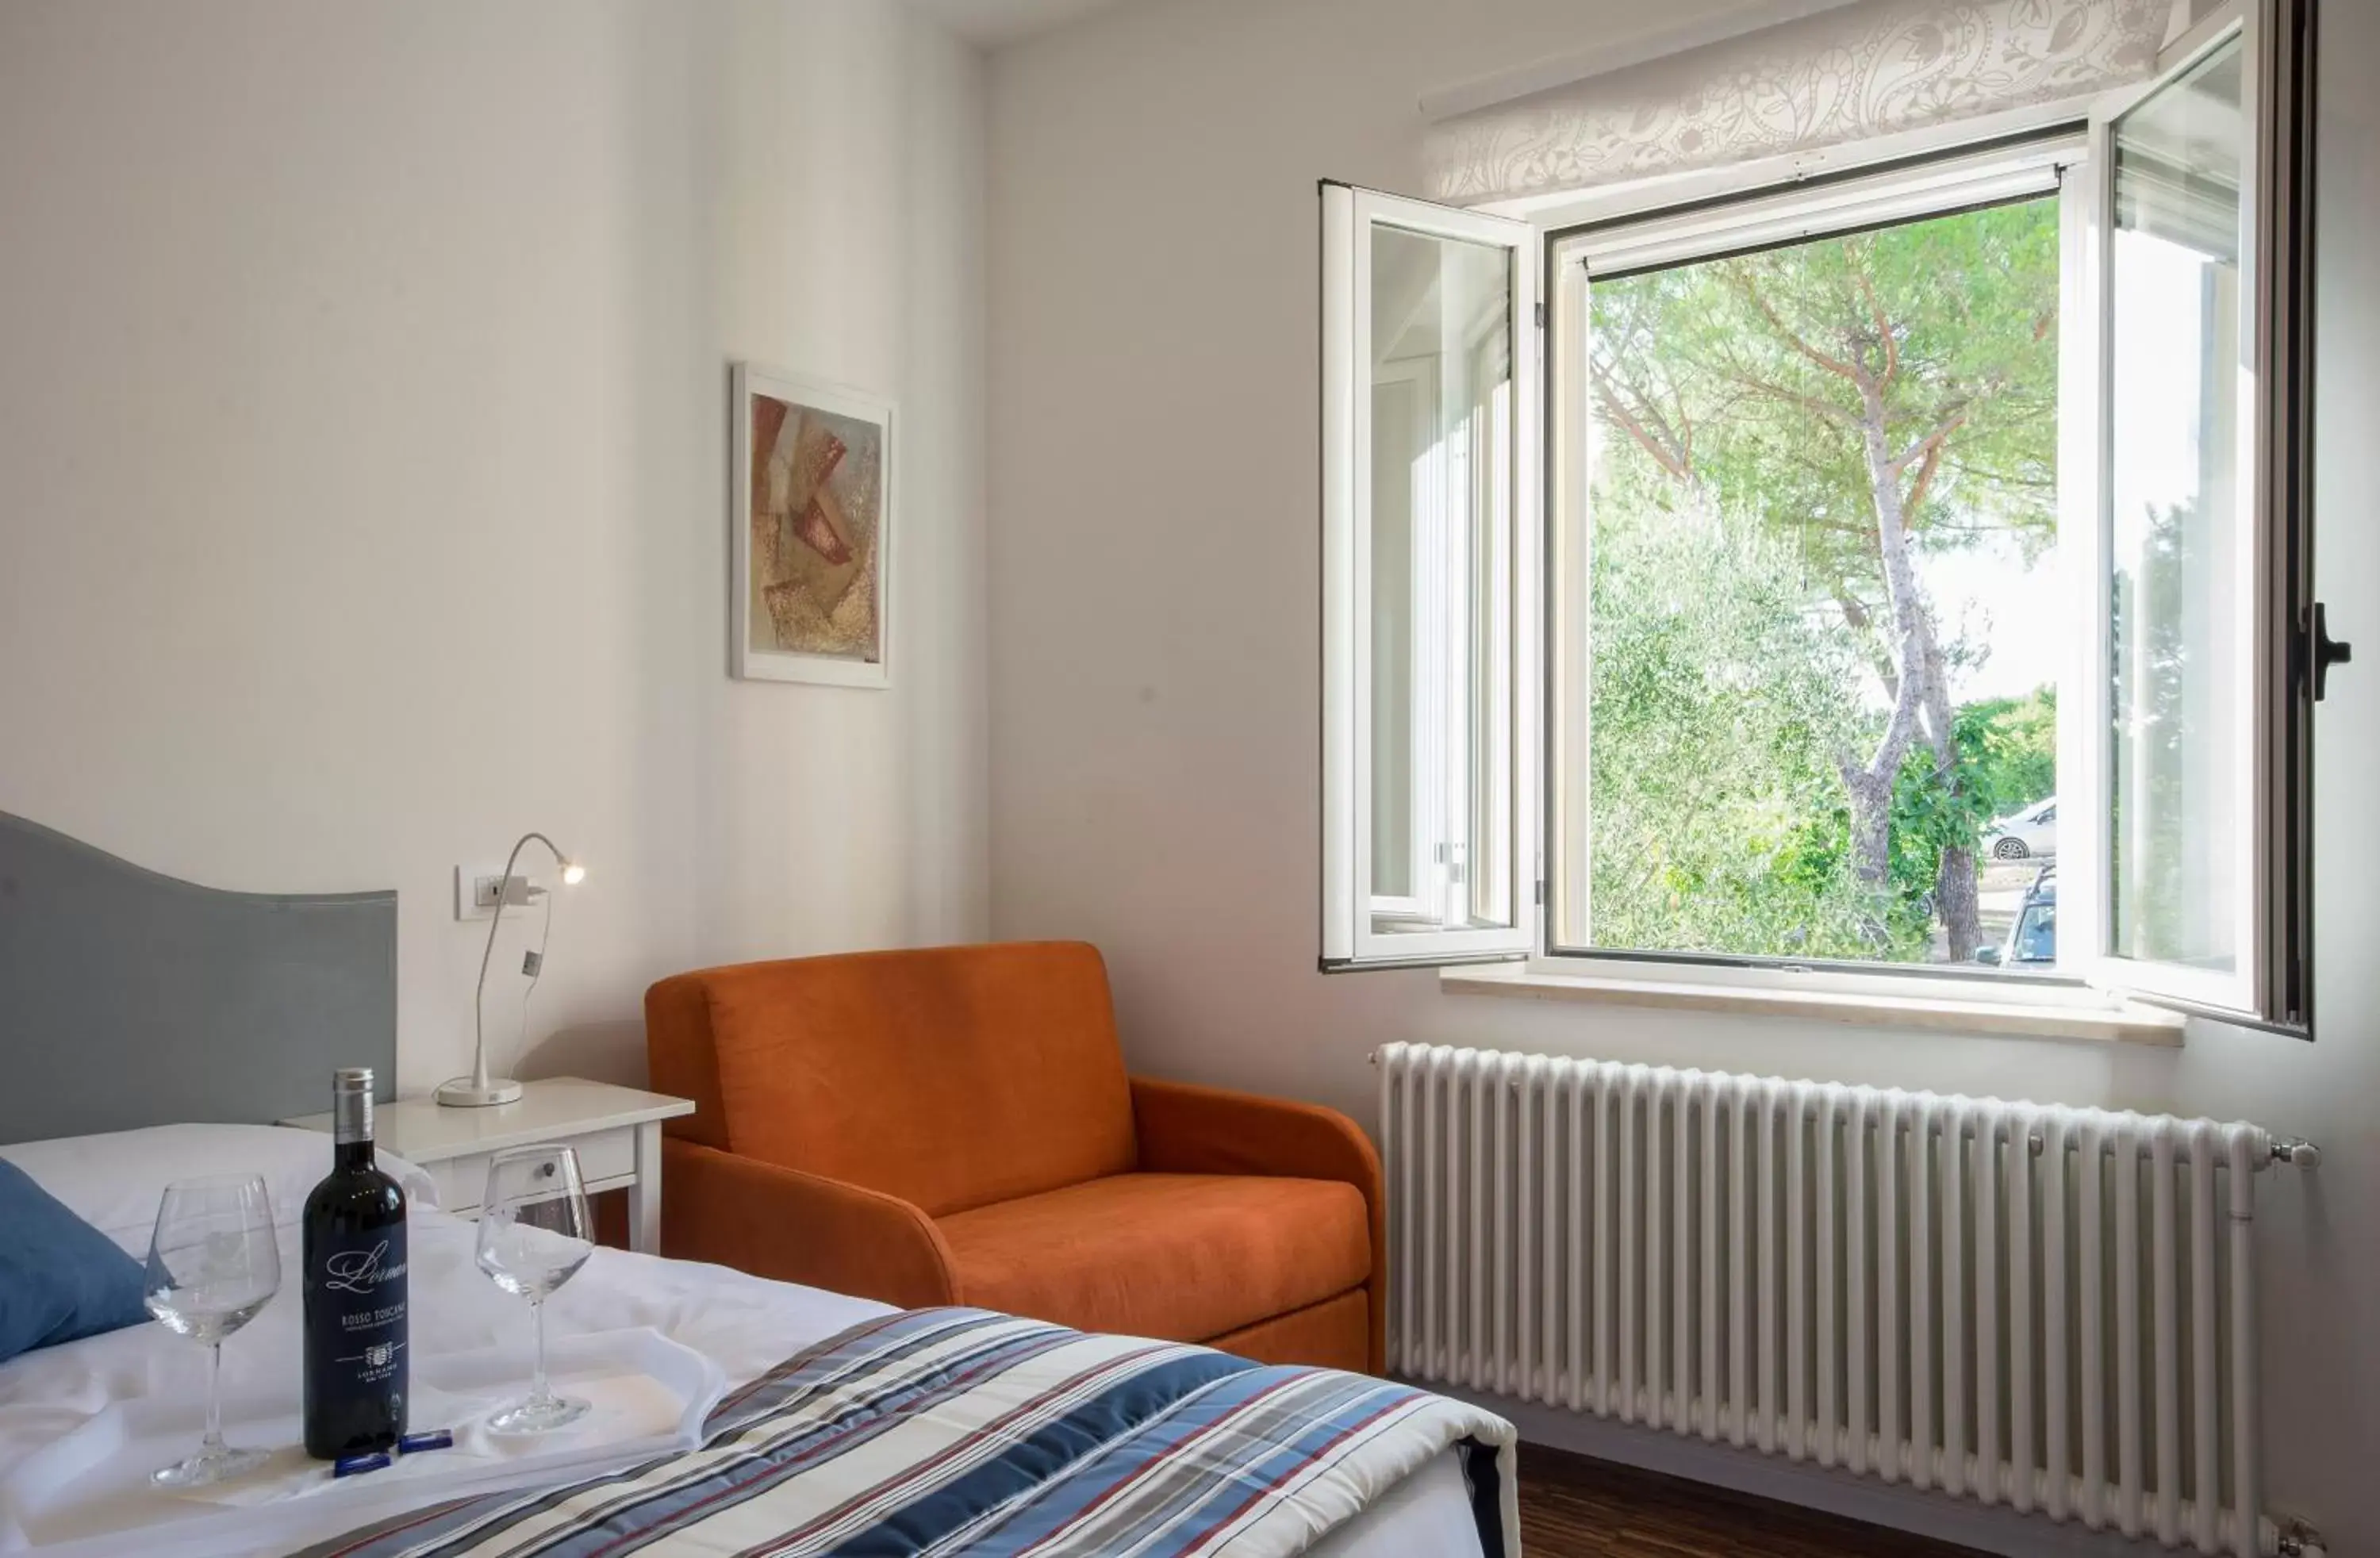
283,1077,695,1253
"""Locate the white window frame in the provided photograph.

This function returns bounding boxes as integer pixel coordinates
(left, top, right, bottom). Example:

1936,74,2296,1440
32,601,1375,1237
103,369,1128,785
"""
1545,136,2086,992
1320,182,1543,969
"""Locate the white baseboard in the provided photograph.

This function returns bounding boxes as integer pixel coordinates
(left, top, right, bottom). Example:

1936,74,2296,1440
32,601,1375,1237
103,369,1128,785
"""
1428,1383,2194,1558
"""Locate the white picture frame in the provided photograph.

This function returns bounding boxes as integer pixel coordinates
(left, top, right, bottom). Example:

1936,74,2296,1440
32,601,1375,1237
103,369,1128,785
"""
730,362,896,688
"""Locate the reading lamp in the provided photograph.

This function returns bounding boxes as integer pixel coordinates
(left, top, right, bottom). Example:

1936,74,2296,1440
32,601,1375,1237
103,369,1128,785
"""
436,831,586,1107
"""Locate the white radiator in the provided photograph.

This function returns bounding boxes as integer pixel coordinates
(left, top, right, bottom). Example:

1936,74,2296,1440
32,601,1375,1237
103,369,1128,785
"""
1377,1043,2317,1557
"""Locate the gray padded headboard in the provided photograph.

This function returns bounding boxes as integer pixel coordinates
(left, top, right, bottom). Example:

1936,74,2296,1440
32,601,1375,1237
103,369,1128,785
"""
0,811,397,1145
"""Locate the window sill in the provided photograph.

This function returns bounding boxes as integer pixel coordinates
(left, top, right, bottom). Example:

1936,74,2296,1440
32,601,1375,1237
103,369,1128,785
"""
1439,965,2186,1048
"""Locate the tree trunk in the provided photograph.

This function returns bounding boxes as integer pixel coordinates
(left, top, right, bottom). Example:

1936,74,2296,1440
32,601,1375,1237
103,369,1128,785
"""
1841,390,1933,942
1913,612,1986,961
1933,843,1983,960
1841,767,1898,928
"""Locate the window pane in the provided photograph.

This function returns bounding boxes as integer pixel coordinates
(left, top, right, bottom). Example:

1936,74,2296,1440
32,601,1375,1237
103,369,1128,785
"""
2107,38,2244,973
1568,198,2062,966
1368,224,1514,935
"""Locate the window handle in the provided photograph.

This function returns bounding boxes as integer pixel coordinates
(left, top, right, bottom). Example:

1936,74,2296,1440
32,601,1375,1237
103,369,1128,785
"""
2311,602,2353,701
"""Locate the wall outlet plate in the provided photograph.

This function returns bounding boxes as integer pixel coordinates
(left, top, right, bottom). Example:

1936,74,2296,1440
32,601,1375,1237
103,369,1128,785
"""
452,865,547,922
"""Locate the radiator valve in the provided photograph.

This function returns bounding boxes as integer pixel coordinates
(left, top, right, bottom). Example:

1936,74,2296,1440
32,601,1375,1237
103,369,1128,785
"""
2269,1136,2322,1170
2277,1517,2328,1556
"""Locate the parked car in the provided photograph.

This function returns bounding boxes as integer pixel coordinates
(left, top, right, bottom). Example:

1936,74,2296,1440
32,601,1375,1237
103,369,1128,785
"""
1977,865,2056,968
1983,796,2056,860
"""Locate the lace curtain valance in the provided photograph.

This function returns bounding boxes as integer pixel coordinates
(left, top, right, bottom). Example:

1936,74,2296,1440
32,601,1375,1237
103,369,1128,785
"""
1426,0,2182,205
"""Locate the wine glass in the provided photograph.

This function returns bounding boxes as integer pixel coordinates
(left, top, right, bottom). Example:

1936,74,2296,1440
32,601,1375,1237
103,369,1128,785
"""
144,1175,282,1486
474,1144,595,1433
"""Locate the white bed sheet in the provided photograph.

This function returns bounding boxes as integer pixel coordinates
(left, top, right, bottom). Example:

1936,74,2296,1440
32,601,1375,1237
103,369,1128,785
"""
0,1206,1478,1558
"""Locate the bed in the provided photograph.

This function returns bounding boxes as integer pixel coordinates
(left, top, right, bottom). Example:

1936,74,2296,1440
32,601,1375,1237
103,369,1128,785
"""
0,812,1513,1556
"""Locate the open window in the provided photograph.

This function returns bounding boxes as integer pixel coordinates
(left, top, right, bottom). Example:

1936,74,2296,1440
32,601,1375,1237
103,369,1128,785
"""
1320,184,1542,969
1320,0,2323,1032
1549,139,2078,980
2071,0,2319,1028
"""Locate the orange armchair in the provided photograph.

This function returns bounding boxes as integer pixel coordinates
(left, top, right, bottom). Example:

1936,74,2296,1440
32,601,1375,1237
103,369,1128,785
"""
646,942,1384,1373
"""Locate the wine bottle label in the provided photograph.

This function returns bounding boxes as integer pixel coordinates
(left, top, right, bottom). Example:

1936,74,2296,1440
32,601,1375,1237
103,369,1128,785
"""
313,1226,409,1390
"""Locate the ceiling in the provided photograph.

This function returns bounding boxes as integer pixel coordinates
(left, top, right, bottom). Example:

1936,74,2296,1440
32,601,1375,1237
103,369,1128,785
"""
908,0,1138,48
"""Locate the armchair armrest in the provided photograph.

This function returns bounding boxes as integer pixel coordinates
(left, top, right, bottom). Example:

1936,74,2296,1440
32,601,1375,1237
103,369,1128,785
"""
1130,1076,1386,1373
1132,1076,1383,1192
659,1138,960,1310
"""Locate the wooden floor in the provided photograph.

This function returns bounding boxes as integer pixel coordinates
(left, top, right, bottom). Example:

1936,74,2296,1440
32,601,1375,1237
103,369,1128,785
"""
1516,1446,1991,1556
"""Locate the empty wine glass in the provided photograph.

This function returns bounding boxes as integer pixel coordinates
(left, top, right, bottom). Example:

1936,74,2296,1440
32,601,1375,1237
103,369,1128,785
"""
474,1144,594,1433
144,1175,282,1486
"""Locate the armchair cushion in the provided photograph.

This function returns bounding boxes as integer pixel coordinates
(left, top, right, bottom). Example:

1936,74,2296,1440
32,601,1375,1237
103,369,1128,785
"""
936,1172,1368,1345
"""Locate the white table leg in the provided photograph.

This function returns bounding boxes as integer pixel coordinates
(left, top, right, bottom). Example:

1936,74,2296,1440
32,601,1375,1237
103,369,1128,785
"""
630,1121,662,1254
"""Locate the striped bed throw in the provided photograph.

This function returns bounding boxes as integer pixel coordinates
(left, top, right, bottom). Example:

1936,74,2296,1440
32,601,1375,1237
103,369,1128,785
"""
305,1307,1518,1557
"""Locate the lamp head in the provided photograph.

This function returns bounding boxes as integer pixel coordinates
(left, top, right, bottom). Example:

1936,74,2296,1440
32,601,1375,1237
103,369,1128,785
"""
559,860,586,887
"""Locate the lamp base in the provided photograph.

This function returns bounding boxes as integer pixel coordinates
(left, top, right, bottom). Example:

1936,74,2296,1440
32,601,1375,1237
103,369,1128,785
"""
434,1077,524,1107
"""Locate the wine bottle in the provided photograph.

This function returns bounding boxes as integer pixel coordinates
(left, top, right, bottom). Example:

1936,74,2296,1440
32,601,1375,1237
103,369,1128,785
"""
302,1066,409,1459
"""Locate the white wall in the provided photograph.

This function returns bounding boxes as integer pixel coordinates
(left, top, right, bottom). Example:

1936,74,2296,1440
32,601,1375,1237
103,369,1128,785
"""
987,0,2380,1544
0,0,989,1095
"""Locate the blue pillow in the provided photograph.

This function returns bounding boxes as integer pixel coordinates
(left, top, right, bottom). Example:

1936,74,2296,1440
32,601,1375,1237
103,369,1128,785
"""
0,1159,149,1363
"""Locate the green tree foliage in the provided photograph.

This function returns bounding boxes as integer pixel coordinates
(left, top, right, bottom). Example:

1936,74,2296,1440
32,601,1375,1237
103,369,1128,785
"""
1956,687,2058,813
1887,694,2053,907
1587,496,1894,959
1587,198,2062,961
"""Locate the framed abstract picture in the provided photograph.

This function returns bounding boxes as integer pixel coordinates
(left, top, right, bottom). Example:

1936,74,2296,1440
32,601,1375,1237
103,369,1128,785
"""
730,363,895,687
